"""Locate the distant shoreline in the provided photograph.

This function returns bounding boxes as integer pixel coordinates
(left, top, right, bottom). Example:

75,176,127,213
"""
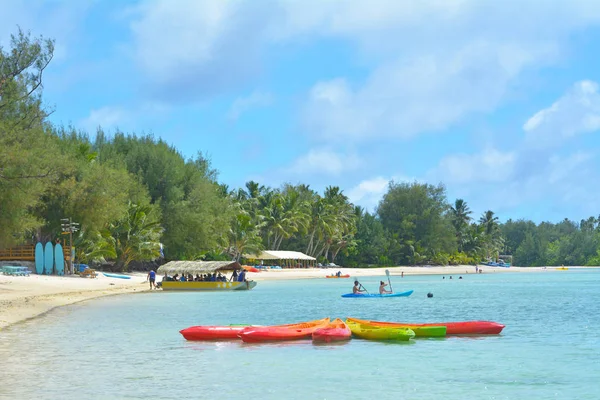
0,265,586,329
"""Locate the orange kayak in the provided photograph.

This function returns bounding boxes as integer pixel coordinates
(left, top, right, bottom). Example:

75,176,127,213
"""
239,318,330,342
325,274,350,278
312,318,351,342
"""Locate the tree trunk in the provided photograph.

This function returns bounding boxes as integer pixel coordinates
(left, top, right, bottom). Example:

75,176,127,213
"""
306,229,316,255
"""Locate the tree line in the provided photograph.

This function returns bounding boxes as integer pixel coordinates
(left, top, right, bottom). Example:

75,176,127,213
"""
2,30,599,269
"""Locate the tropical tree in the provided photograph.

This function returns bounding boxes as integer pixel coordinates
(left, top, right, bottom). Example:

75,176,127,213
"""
87,202,163,270
225,206,264,261
0,29,61,246
377,181,456,264
450,199,472,252
478,210,504,260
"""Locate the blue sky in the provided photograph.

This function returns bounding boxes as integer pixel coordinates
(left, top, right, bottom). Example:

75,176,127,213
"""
3,0,600,223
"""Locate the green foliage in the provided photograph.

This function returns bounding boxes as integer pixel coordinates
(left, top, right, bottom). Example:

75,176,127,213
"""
0,29,62,246
5,26,600,271
376,181,456,264
224,203,265,261
447,252,476,265
78,202,162,271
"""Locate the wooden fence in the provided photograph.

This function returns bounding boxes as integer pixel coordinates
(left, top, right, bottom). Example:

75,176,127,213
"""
0,244,72,262
0,245,35,261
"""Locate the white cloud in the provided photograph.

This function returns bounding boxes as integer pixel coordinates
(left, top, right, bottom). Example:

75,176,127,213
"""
304,42,547,141
78,102,172,133
433,148,517,185
347,176,389,209
286,149,363,176
523,80,600,148
80,106,128,132
347,174,422,210
426,81,600,218
127,0,600,127
129,0,271,100
0,1,92,63
289,1,600,142
227,91,273,120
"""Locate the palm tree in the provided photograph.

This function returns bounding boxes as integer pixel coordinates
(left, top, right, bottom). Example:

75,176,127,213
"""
450,199,472,252
78,202,163,271
225,206,264,261
479,210,499,235
244,180,265,199
478,210,503,260
261,187,310,250
451,199,472,231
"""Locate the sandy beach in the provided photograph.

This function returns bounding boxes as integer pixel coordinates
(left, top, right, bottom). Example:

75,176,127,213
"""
0,265,559,330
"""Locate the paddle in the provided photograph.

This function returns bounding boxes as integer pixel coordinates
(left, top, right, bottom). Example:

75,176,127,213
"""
385,269,393,293
357,280,369,294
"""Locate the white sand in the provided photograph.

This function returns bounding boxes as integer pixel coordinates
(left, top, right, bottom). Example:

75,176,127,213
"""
0,272,150,329
248,265,549,280
0,265,564,329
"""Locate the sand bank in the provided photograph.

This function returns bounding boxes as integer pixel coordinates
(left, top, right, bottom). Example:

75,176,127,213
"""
0,272,150,330
0,265,564,329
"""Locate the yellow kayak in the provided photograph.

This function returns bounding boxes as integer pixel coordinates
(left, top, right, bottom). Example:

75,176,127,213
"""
346,317,446,337
346,319,415,341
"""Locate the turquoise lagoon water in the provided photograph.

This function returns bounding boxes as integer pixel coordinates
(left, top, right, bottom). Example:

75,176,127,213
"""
1,270,599,399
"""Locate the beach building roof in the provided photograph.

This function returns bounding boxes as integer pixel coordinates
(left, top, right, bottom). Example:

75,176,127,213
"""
157,260,242,275
250,251,316,261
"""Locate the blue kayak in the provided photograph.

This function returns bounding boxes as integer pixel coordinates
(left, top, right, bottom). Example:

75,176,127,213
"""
103,272,131,279
341,290,414,298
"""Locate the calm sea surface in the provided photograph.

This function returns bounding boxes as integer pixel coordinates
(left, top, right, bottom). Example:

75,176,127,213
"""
1,270,599,400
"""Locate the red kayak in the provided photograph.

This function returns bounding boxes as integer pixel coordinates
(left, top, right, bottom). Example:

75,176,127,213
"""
180,325,249,340
312,318,351,343
239,318,330,343
351,319,505,335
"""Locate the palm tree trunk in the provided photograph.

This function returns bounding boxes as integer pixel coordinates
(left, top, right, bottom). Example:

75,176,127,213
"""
306,229,316,255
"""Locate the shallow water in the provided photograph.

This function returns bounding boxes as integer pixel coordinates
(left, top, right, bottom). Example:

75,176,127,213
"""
1,270,599,399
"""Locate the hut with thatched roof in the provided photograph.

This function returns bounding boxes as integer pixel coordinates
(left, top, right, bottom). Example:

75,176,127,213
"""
157,260,241,276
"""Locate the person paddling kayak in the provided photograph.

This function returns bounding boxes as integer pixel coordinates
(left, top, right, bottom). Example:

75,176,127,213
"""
353,281,366,294
379,281,392,294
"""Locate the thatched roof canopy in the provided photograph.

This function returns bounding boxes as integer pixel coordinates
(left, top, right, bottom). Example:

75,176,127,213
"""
247,250,316,261
157,261,241,275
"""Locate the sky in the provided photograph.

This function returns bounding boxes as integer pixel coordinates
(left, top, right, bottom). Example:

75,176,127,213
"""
2,0,600,223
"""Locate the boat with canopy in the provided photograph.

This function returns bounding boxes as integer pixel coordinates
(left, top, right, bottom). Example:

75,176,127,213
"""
157,261,257,291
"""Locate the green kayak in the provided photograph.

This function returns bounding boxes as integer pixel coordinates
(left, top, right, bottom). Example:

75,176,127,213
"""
346,320,415,341
346,318,446,338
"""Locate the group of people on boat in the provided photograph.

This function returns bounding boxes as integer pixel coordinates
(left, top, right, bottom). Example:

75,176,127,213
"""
352,280,392,294
159,269,247,284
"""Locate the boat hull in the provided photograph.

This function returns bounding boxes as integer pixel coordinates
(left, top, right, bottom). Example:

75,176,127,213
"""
347,320,414,341
103,273,131,279
312,319,351,342
325,275,350,278
352,318,505,335
341,290,413,298
161,280,257,291
180,326,246,340
239,318,330,342
346,318,445,337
